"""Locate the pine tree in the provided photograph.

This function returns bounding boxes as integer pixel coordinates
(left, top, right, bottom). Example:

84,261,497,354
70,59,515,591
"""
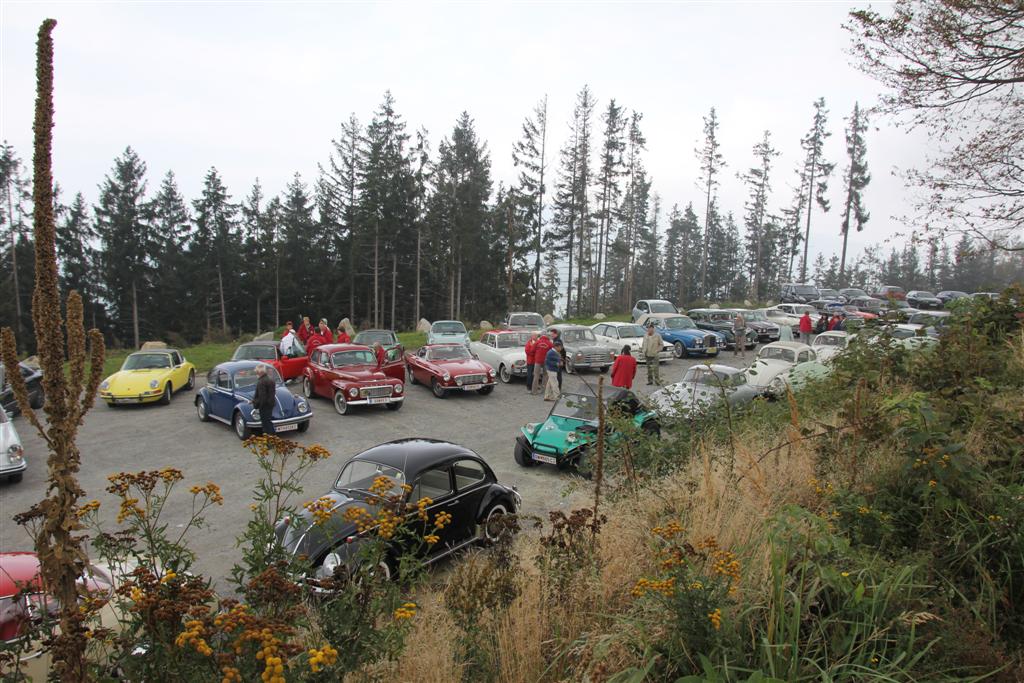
240,180,280,333
0,144,32,346
277,174,320,323
661,204,683,301
839,102,870,284
150,172,192,338
95,147,152,348
592,98,626,313
798,98,835,281
617,111,649,308
695,107,725,298
56,192,99,329
190,168,240,337
739,130,779,301
539,255,560,316
511,96,548,309
321,114,363,322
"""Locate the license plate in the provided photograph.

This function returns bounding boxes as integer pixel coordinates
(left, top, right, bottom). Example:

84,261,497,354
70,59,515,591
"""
114,398,140,404
276,423,298,432
708,346,717,352
367,397,390,405
462,384,483,391
532,453,557,465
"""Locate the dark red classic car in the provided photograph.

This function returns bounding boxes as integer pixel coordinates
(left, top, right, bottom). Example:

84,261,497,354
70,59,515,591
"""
231,341,308,381
404,344,496,398
302,344,405,415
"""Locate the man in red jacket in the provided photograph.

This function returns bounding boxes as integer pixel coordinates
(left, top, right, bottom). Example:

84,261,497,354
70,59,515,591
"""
373,342,387,368
297,316,314,344
317,319,334,344
610,346,638,389
524,333,538,393
532,333,553,395
799,312,814,344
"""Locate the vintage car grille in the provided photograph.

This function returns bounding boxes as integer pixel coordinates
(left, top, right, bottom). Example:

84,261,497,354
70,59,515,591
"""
360,385,393,398
583,353,609,365
455,374,486,385
704,335,718,347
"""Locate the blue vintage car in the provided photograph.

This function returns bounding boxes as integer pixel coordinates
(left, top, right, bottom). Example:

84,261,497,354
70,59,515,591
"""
195,361,312,440
637,313,725,358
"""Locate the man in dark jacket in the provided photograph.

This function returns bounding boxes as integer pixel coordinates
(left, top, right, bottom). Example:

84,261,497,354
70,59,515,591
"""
252,364,277,435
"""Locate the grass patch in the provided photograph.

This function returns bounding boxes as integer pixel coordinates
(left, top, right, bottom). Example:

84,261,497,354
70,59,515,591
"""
84,341,242,380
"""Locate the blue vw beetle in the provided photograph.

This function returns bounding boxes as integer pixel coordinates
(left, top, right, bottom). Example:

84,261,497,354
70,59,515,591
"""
637,313,726,358
195,361,312,439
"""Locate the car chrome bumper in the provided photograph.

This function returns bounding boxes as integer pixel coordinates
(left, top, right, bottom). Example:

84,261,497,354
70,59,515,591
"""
101,392,164,404
1,460,27,476
512,366,528,376
344,395,405,407
244,414,313,428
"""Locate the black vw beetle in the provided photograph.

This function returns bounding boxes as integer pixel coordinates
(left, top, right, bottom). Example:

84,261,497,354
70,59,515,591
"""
277,438,520,580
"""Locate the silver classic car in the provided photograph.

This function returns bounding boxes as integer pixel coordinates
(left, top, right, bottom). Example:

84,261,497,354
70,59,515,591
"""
1,408,25,484
548,324,614,374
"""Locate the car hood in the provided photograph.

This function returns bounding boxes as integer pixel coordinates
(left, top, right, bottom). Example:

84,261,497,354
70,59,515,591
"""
746,321,779,332
430,358,492,374
429,332,469,342
649,382,727,417
563,343,609,356
332,365,399,383
104,368,171,392
0,421,22,459
744,359,794,387
526,415,592,450
658,328,711,343
488,346,527,362
277,491,365,557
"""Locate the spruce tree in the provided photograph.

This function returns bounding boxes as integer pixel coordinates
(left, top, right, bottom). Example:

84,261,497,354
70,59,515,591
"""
55,192,99,328
511,96,548,309
322,114,363,321
739,130,779,301
150,171,192,338
0,144,32,346
593,98,626,313
695,107,725,298
838,102,870,284
190,168,240,337
797,98,835,281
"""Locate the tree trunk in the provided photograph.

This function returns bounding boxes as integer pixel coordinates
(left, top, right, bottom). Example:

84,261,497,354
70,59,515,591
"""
6,178,21,344
391,252,397,331
349,234,355,326
256,297,261,334
274,260,280,328
534,105,547,311
800,157,818,282
217,264,227,334
700,175,713,300
507,203,515,311
131,279,140,348
414,224,421,326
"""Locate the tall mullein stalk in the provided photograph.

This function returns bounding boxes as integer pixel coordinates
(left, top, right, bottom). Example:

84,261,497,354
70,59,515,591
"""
593,375,605,543
0,19,105,682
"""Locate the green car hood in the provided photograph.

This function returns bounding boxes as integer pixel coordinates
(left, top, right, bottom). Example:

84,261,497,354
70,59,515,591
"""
522,411,656,455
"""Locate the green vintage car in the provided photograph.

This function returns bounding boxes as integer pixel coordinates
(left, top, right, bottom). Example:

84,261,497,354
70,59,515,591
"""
514,389,660,471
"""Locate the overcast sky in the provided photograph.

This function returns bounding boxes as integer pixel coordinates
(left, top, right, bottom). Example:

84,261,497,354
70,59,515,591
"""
1,1,922,272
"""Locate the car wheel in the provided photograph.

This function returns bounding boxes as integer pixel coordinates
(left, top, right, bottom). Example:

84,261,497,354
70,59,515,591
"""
29,388,44,410
499,365,512,383
9,472,23,484
159,384,172,405
431,379,446,399
302,376,313,399
641,420,661,439
565,357,576,374
479,503,511,544
233,412,250,440
297,420,309,433
478,385,494,395
513,438,536,467
196,398,211,422
386,400,402,411
333,391,349,415
406,365,417,385
186,370,196,390
674,341,686,359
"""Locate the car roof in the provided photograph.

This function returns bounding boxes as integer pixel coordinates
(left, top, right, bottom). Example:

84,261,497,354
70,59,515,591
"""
318,343,372,352
487,329,528,335
598,321,642,327
644,312,689,319
129,348,179,355
549,324,588,330
213,360,277,373
639,299,673,304
431,320,465,325
355,329,396,335
762,341,813,351
239,341,276,347
816,331,848,337
507,311,542,316
685,364,742,376
350,438,483,478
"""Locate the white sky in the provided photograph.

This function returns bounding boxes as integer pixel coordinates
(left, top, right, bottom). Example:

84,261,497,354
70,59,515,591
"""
1,1,922,269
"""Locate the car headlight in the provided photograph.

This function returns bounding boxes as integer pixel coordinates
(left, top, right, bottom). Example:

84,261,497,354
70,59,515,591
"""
456,376,464,385
567,431,577,443
100,380,109,390
149,380,159,389
251,409,260,420
443,373,451,382
575,352,583,359
394,384,403,393
514,359,526,367
7,444,23,462
770,376,785,392
488,368,495,376
297,401,308,413
348,387,359,398
322,552,342,573
694,339,703,347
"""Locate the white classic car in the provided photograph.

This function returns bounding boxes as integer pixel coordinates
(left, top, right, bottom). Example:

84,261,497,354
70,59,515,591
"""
757,307,802,335
469,330,532,383
1,408,25,483
744,341,818,394
811,331,850,362
590,322,673,364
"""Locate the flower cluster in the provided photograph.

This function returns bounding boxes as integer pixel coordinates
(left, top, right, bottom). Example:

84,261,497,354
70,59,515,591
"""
342,506,376,533
416,497,433,521
376,507,402,539
651,521,684,539
75,499,101,519
175,619,213,656
631,577,676,597
710,549,742,596
708,608,722,630
220,666,242,683
189,482,224,505
369,475,395,496
393,602,418,620
303,496,335,525
117,497,145,524
308,644,339,672
424,533,440,545
807,477,835,496
433,510,453,530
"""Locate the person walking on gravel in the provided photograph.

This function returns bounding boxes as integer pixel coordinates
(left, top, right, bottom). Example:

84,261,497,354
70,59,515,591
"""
533,332,552,395
252,364,277,435
543,340,563,401
733,312,747,359
524,332,538,393
610,346,638,389
641,325,663,386
799,311,814,344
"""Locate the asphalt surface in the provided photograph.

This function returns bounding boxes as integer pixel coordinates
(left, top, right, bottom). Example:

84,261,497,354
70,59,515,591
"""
0,350,751,583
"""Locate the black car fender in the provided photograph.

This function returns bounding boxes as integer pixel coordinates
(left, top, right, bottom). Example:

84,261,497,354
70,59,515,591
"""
476,485,518,521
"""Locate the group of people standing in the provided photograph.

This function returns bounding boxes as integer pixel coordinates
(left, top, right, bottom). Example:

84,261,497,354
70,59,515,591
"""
277,316,387,366
524,331,564,401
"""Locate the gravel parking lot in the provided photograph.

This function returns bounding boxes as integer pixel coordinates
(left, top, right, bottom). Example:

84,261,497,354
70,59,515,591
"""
0,352,750,584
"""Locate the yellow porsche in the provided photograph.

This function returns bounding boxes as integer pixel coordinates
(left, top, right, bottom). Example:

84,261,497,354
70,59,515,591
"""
98,349,196,406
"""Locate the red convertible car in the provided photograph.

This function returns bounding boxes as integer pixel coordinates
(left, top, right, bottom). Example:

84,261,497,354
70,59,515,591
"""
231,340,308,381
405,343,497,398
302,344,405,415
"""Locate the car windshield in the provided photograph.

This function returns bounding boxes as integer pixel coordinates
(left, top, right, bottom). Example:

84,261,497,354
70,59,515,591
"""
682,367,744,386
912,291,936,298
790,305,816,315
233,345,276,361
648,301,677,314
759,347,797,363
123,353,171,370
841,289,867,298
496,333,529,348
890,328,917,339
741,310,767,322
661,316,696,330
427,346,471,361
559,328,596,343
552,394,599,421
615,324,645,338
354,331,395,346
794,285,818,295
509,314,544,328
233,366,282,389
432,322,466,334
814,335,845,347
908,314,943,326
332,350,377,366
707,312,733,322
889,300,911,309
334,459,406,496
858,299,882,309
818,289,838,297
